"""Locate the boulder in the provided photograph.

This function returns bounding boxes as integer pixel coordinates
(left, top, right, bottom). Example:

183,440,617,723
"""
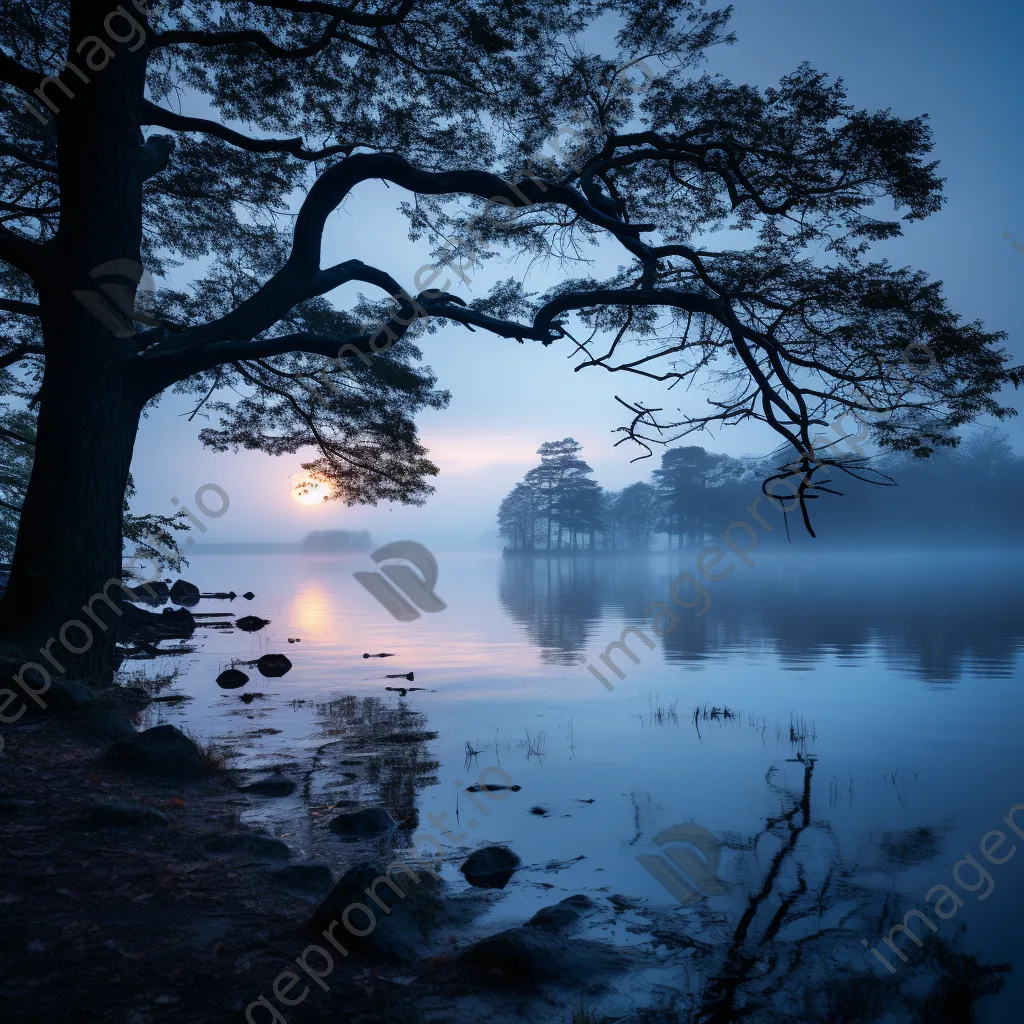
202,833,291,862
559,894,596,913
460,924,623,984
216,668,248,689
71,708,138,743
87,803,168,827
328,806,397,838
242,592,255,600
239,777,296,797
256,653,291,678
169,579,201,605
101,724,210,780
273,862,333,892
118,603,196,642
525,895,592,931
307,861,423,963
458,927,558,981
235,615,270,632
126,581,170,603
460,846,521,889
43,679,117,713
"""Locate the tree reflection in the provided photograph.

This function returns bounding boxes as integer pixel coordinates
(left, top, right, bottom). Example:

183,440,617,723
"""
498,552,1024,682
655,755,1012,1023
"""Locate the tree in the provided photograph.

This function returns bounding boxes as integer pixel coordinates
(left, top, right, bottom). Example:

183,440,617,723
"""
0,408,34,562
0,406,188,573
613,480,657,549
496,482,538,551
653,445,720,546
0,2,1018,680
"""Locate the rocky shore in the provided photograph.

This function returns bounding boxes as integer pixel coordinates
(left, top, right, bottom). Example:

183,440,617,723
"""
0,680,664,1024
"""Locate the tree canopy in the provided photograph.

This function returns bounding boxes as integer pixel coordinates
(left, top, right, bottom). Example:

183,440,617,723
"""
1,0,1018,517
0,0,1021,680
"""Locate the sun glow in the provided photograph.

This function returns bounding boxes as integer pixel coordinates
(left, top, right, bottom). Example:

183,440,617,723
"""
290,472,334,506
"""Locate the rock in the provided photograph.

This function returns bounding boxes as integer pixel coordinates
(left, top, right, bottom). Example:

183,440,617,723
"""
101,724,210,780
202,833,291,862
385,672,414,681
328,806,397,838
460,846,521,889
201,591,237,599
169,579,201,605
559,894,596,913
126,581,170,603
0,798,36,813
528,805,549,816
273,862,333,891
256,653,291,678
87,803,168,827
308,861,424,962
460,924,622,984
44,679,116,713
525,898,583,932
239,777,296,797
459,927,558,981
118,602,196,641
216,668,248,689
465,783,521,794
70,708,138,743
242,592,255,600
235,615,270,632
238,692,266,704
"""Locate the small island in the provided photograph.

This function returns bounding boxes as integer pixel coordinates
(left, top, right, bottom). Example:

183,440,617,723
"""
300,529,374,553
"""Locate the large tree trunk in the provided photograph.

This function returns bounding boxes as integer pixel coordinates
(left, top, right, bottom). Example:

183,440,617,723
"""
0,15,149,685
0,344,143,683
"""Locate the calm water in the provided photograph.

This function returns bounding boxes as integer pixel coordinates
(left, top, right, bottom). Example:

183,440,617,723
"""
133,548,1024,1022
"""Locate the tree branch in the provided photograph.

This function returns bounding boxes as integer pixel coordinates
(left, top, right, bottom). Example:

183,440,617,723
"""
248,0,416,27
0,423,35,446
153,16,343,59
0,49,39,95
0,298,41,317
0,224,45,275
141,101,359,160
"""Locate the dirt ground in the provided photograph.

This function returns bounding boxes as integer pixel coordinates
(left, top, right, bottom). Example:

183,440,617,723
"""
0,707,479,1024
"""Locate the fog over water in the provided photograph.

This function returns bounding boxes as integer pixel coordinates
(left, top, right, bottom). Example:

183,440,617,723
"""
130,545,1024,1022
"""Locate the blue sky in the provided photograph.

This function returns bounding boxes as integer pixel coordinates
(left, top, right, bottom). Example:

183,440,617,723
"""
128,0,1024,548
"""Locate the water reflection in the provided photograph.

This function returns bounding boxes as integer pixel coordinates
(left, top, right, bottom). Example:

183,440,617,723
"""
499,551,1024,682
313,694,440,834
661,753,1012,1024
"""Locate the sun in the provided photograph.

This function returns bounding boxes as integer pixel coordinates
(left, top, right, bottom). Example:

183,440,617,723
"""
290,472,334,506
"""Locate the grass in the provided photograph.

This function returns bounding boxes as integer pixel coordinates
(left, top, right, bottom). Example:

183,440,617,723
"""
180,727,232,772
570,994,604,1023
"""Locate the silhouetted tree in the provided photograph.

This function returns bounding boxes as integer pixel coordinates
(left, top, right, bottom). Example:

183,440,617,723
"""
497,482,538,551
612,481,658,550
680,753,1011,1024
2,2,1018,678
0,407,188,572
654,446,722,546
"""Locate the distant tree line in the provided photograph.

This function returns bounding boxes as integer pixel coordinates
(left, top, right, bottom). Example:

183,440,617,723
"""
497,438,751,552
497,431,1024,553
301,529,373,552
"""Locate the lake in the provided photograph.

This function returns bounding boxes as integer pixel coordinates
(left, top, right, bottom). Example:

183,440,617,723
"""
130,547,1024,1022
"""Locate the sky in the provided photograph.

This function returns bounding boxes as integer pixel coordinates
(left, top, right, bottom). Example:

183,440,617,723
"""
128,0,1024,550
